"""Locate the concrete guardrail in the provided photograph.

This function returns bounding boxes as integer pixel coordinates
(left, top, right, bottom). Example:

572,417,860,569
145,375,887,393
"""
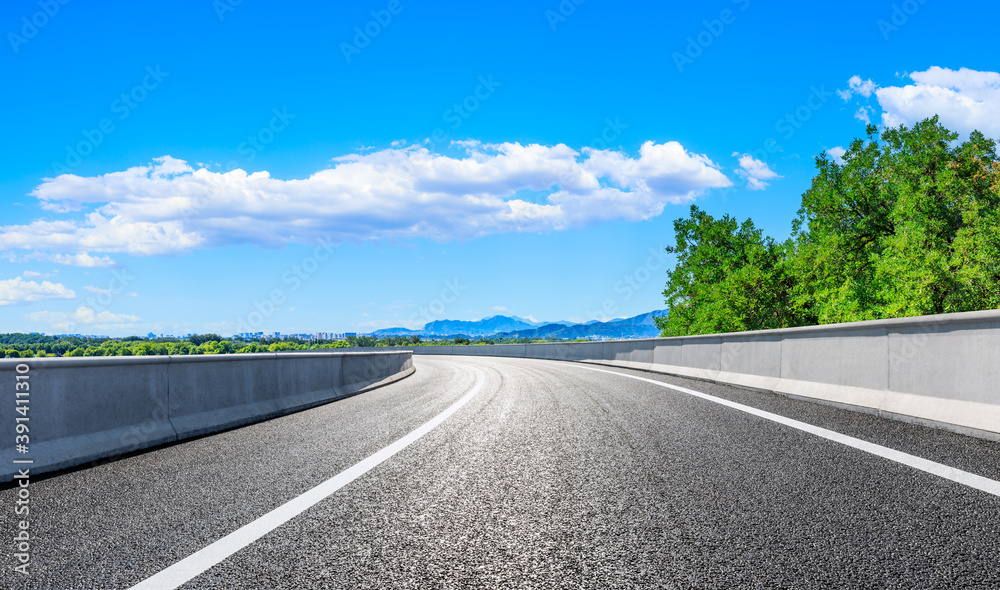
408,310,1000,441
0,351,413,482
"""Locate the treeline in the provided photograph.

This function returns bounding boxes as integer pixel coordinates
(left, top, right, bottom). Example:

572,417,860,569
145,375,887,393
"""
0,333,423,358
0,333,576,358
656,118,1000,337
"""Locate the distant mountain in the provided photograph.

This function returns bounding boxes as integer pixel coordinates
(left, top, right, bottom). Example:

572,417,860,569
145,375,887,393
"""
370,310,667,340
422,315,537,336
370,326,423,337
495,310,667,340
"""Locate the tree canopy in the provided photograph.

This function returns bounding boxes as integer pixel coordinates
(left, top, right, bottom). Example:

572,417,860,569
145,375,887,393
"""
657,117,1000,336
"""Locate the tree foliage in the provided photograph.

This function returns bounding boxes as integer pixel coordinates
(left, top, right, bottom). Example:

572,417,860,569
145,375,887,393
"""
655,206,801,336
657,117,1000,336
791,118,1000,322
188,333,222,345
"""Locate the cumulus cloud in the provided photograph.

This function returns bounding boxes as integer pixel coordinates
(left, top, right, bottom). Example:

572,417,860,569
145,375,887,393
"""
843,67,1000,138
26,306,141,332
2,142,732,257
875,67,1000,137
0,277,75,305
827,146,847,164
732,153,782,191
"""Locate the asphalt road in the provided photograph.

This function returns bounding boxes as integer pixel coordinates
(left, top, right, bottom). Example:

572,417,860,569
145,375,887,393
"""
3,355,1000,589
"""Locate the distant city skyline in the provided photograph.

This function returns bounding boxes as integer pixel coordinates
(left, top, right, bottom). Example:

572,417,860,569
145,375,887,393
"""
3,1,999,336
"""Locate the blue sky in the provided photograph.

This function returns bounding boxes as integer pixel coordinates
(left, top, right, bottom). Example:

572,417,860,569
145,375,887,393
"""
2,0,998,336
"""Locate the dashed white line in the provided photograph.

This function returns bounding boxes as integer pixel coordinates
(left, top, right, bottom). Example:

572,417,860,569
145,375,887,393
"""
129,368,487,590
572,364,1000,498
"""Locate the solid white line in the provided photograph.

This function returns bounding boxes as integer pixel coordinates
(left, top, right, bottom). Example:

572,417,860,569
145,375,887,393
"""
571,364,1000,498
129,369,487,590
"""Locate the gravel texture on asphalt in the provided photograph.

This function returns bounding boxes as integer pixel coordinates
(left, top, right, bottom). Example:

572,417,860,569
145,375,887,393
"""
2,355,999,589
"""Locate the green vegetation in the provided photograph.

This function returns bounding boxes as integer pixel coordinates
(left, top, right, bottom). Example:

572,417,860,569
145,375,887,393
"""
0,333,363,358
656,118,1000,337
0,332,576,358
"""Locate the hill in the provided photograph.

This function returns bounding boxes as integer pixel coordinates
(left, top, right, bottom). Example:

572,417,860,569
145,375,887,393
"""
371,310,667,340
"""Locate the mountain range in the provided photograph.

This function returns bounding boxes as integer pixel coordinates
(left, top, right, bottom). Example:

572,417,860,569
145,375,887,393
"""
372,310,667,340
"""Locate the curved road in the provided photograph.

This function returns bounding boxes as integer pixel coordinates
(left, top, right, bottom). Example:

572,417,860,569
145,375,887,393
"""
3,356,1000,589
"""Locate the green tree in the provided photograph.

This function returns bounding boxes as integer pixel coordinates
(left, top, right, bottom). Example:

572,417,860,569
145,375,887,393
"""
266,342,299,352
346,335,377,348
198,341,222,354
791,117,1000,322
189,333,222,346
655,205,803,336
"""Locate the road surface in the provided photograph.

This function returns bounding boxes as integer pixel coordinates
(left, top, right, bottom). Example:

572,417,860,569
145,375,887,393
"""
3,355,1000,589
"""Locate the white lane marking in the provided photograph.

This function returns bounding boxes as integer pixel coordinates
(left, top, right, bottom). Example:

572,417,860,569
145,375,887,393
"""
571,364,1000,498
130,369,487,590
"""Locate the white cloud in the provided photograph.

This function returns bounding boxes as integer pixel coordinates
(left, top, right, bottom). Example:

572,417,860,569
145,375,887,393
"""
491,306,512,313
4,143,733,257
84,285,112,296
4,251,118,268
26,305,141,332
839,76,877,101
850,67,1000,138
47,252,118,267
732,153,782,191
0,277,76,305
849,75,877,98
827,146,847,164
22,270,55,279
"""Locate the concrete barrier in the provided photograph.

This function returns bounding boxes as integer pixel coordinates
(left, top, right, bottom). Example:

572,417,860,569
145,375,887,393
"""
407,310,1000,440
0,351,412,481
